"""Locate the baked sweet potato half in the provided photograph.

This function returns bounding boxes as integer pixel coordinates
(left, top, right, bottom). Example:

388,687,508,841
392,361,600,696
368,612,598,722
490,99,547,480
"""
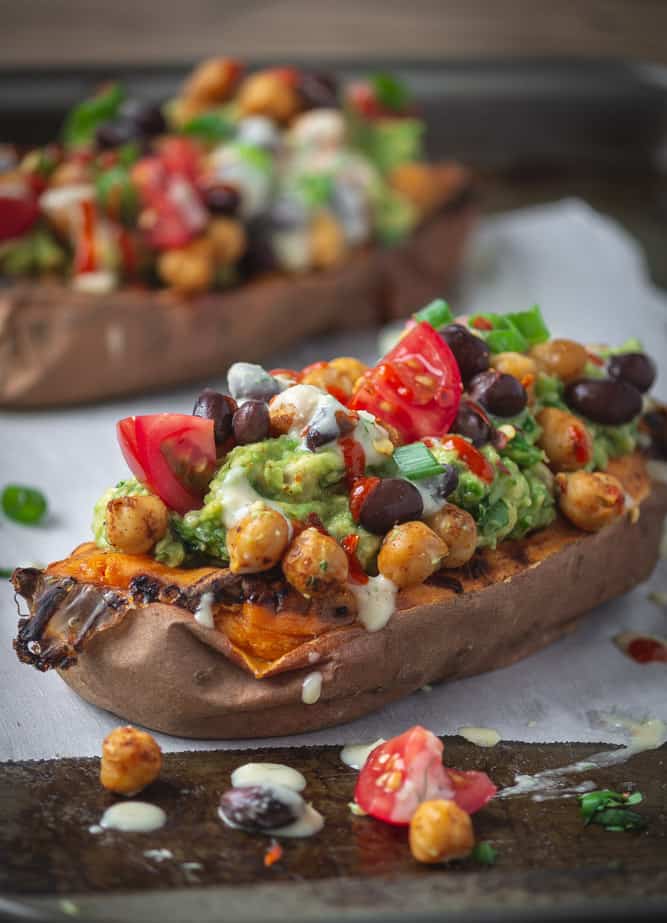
12,453,667,738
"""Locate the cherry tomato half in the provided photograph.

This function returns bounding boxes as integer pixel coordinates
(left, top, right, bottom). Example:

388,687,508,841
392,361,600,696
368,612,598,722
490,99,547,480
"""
354,726,496,825
117,414,216,514
349,322,462,444
0,184,39,242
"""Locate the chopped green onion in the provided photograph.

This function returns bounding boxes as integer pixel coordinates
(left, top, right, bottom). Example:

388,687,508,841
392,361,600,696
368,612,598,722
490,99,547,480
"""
0,568,13,579
393,442,444,480
484,326,528,354
414,299,453,330
472,842,497,865
181,112,234,143
62,83,125,148
579,789,646,832
506,305,550,345
1,484,48,525
371,72,410,112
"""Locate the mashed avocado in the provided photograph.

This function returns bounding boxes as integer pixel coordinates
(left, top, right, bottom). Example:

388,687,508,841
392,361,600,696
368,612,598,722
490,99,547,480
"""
429,438,556,549
534,373,638,470
175,436,380,569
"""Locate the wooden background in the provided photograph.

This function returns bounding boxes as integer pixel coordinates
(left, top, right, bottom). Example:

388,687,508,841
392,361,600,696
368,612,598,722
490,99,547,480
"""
3,0,667,68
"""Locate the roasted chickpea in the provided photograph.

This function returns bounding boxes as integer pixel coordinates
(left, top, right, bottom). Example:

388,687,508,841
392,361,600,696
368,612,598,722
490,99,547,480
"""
309,211,347,270
329,357,368,390
100,726,162,795
237,70,301,123
208,217,247,266
409,799,475,864
106,495,169,554
537,407,593,472
282,528,349,597
491,351,537,382
157,237,215,295
389,162,467,216
556,470,625,532
377,521,448,588
531,338,588,382
269,399,300,436
227,507,290,574
427,504,477,568
183,57,241,104
167,95,209,129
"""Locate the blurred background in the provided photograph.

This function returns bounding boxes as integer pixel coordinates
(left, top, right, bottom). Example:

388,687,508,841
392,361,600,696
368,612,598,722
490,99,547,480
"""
3,0,667,286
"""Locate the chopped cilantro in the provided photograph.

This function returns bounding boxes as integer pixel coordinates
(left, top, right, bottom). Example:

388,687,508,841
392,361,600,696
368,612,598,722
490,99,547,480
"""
319,560,329,572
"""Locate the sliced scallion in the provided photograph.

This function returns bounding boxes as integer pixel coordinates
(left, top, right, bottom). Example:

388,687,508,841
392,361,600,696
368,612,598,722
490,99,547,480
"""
414,298,453,330
393,442,444,480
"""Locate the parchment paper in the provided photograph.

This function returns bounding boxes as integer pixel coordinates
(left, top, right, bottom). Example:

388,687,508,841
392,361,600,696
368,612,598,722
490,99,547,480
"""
2,199,666,761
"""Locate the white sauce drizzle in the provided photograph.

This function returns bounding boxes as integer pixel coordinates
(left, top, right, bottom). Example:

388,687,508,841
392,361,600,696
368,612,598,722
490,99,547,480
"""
219,782,322,838
414,478,448,518
498,714,667,800
144,848,173,862
269,804,324,838
99,801,166,833
231,762,306,792
72,271,117,295
349,575,397,632
217,467,292,538
340,738,386,770
194,592,216,628
301,671,323,705
457,726,501,748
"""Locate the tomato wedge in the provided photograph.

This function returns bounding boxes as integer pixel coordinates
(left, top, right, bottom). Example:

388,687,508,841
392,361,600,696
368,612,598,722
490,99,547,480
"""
0,185,39,242
349,322,462,444
117,414,216,514
354,726,496,825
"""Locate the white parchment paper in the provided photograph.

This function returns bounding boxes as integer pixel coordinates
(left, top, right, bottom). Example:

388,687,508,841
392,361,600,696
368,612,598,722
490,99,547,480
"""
1,199,666,761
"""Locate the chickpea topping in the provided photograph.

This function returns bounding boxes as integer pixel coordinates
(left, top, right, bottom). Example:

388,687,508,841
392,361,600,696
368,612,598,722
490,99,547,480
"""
309,212,347,270
537,407,593,472
269,399,300,436
556,470,625,532
409,799,475,864
207,217,247,266
531,338,588,382
50,160,92,189
427,504,477,568
377,521,448,588
106,495,169,555
491,351,537,381
301,358,367,401
282,528,349,597
157,237,215,295
183,57,241,105
100,725,162,795
227,507,290,574
237,70,301,123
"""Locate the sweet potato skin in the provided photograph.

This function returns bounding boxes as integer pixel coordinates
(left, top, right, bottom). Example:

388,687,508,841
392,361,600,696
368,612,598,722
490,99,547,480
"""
42,457,667,739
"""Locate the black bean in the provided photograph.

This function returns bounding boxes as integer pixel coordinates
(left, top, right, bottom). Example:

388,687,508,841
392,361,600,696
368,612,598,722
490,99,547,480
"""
564,378,643,425
95,117,143,150
468,370,527,418
359,478,424,535
453,400,492,446
203,183,241,217
608,352,656,394
440,324,490,384
233,400,270,445
219,785,300,832
305,406,340,450
193,388,236,444
119,99,167,137
433,464,459,498
297,71,339,109
227,362,280,403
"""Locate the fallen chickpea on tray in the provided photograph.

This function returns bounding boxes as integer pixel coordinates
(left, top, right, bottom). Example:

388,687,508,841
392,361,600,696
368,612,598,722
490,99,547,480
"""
12,300,667,737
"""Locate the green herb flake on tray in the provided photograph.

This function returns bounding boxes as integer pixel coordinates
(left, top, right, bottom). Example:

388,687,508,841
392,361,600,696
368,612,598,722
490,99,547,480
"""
579,789,647,832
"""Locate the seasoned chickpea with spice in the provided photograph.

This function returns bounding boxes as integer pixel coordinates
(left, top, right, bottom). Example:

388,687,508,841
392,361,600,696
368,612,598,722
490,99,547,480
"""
491,351,537,382
207,217,247,266
227,506,290,574
536,407,593,472
409,799,475,864
426,504,477,568
309,211,347,270
157,237,215,295
556,470,625,532
106,495,169,554
302,357,368,401
531,338,588,382
237,70,301,123
282,528,349,597
100,725,162,795
377,521,448,588
183,57,241,105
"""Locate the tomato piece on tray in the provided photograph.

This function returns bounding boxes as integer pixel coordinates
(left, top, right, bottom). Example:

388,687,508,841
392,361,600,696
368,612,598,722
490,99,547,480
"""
0,187,39,242
355,726,496,825
117,414,216,514
349,323,462,444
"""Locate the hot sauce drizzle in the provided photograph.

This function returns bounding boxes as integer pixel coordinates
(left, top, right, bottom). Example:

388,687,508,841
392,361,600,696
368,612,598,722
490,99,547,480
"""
75,199,97,274
626,637,667,664
341,534,369,584
569,424,590,465
440,435,495,483
339,437,366,489
349,477,380,522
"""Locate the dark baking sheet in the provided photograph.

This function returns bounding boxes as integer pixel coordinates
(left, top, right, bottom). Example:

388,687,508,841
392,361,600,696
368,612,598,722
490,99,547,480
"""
1,739,666,923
